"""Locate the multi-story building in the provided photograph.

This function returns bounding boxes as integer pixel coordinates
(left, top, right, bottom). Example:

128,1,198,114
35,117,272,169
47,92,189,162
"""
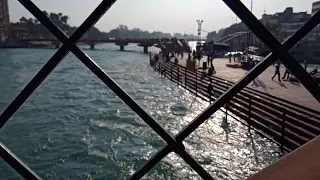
261,7,313,42
311,1,320,35
0,0,10,42
312,1,320,16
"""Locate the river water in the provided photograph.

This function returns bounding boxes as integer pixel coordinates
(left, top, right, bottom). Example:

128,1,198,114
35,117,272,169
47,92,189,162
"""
0,44,280,180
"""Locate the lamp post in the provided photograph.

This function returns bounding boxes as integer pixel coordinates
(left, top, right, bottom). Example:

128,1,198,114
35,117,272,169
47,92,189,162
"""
249,0,253,47
246,0,253,58
196,20,204,43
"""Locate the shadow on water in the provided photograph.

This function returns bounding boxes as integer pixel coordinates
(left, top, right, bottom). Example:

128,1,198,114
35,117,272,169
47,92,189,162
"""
221,117,231,142
247,131,259,164
170,102,188,116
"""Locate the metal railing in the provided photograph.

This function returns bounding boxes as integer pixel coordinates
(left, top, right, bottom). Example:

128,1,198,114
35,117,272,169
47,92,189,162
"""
0,0,319,179
151,56,320,153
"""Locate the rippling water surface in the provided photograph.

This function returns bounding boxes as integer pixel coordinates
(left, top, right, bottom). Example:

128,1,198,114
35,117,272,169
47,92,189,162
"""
0,44,280,179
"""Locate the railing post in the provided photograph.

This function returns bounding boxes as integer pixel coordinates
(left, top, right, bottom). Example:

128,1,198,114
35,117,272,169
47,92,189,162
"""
224,84,229,120
170,66,173,81
280,108,287,155
208,79,212,103
225,103,228,120
149,53,152,65
185,68,187,88
177,68,180,86
196,71,198,96
248,96,252,132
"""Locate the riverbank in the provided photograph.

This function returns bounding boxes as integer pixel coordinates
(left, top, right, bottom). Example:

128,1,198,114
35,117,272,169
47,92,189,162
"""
169,53,319,111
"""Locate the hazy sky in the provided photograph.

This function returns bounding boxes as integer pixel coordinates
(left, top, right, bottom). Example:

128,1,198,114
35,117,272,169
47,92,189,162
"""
8,0,317,35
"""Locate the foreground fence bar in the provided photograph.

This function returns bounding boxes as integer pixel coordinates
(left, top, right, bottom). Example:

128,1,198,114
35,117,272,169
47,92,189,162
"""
0,0,319,179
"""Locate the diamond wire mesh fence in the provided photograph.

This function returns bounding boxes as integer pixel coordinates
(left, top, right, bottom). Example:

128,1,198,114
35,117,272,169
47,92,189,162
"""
0,0,319,179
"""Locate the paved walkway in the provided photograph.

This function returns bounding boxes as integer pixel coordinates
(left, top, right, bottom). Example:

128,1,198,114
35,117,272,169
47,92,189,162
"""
169,54,320,111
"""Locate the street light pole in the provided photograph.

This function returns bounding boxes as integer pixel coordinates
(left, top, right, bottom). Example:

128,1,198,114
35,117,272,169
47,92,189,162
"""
196,20,204,43
249,0,253,46
247,0,253,55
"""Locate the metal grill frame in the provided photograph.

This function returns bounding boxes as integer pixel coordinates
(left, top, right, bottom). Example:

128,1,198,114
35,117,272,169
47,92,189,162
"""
0,0,319,179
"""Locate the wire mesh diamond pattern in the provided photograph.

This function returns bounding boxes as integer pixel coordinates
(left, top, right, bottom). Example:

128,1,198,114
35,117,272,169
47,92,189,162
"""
0,0,319,179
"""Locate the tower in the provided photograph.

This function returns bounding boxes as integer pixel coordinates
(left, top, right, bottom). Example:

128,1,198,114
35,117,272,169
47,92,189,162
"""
0,0,10,42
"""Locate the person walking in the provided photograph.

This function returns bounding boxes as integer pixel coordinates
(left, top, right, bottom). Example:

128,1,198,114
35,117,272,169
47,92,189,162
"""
272,63,281,82
282,68,291,81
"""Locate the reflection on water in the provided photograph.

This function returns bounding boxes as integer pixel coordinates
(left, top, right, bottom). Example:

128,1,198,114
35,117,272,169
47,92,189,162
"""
0,44,279,179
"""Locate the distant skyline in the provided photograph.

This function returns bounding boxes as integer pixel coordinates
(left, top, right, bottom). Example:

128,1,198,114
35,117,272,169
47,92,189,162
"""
8,0,318,35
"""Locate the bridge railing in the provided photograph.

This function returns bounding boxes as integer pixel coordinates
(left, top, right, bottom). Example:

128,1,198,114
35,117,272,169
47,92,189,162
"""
0,0,320,179
215,31,247,43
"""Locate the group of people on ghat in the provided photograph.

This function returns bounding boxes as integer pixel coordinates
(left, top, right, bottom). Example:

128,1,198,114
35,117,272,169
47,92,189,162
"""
228,53,241,63
271,59,319,83
158,46,217,77
189,49,216,76
228,52,259,69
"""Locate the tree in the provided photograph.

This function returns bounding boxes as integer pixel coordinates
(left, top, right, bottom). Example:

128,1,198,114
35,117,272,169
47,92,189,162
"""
34,19,39,25
86,26,103,39
49,13,59,23
118,24,128,30
58,13,63,19
42,11,49,17
13,12,194,40
207,31,217,41
60,15,69,25
27,18,34,25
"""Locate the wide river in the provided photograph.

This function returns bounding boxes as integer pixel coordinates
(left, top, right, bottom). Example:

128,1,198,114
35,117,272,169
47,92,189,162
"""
0,44,279,179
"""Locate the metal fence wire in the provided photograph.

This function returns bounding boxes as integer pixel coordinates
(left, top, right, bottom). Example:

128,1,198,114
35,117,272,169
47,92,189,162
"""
0,0,320,179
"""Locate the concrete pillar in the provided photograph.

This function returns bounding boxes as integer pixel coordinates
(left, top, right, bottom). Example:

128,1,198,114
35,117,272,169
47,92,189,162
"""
143,46,148,54
120,45,124,51
90,44,95,49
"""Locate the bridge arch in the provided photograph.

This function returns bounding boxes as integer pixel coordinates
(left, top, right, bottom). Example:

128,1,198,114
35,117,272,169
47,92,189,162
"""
215,31,247,44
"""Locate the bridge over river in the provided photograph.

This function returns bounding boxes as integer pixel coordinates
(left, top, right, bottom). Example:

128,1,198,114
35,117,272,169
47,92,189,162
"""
18,37,206,53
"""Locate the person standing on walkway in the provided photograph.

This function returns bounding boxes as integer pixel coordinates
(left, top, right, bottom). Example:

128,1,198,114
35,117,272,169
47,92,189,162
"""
210,51,215,68
192,50,196,61
207,56,211,68
304,60,308,71
282,68,291,81
229,53,232,63
174,57,178,64
272,63,281,82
